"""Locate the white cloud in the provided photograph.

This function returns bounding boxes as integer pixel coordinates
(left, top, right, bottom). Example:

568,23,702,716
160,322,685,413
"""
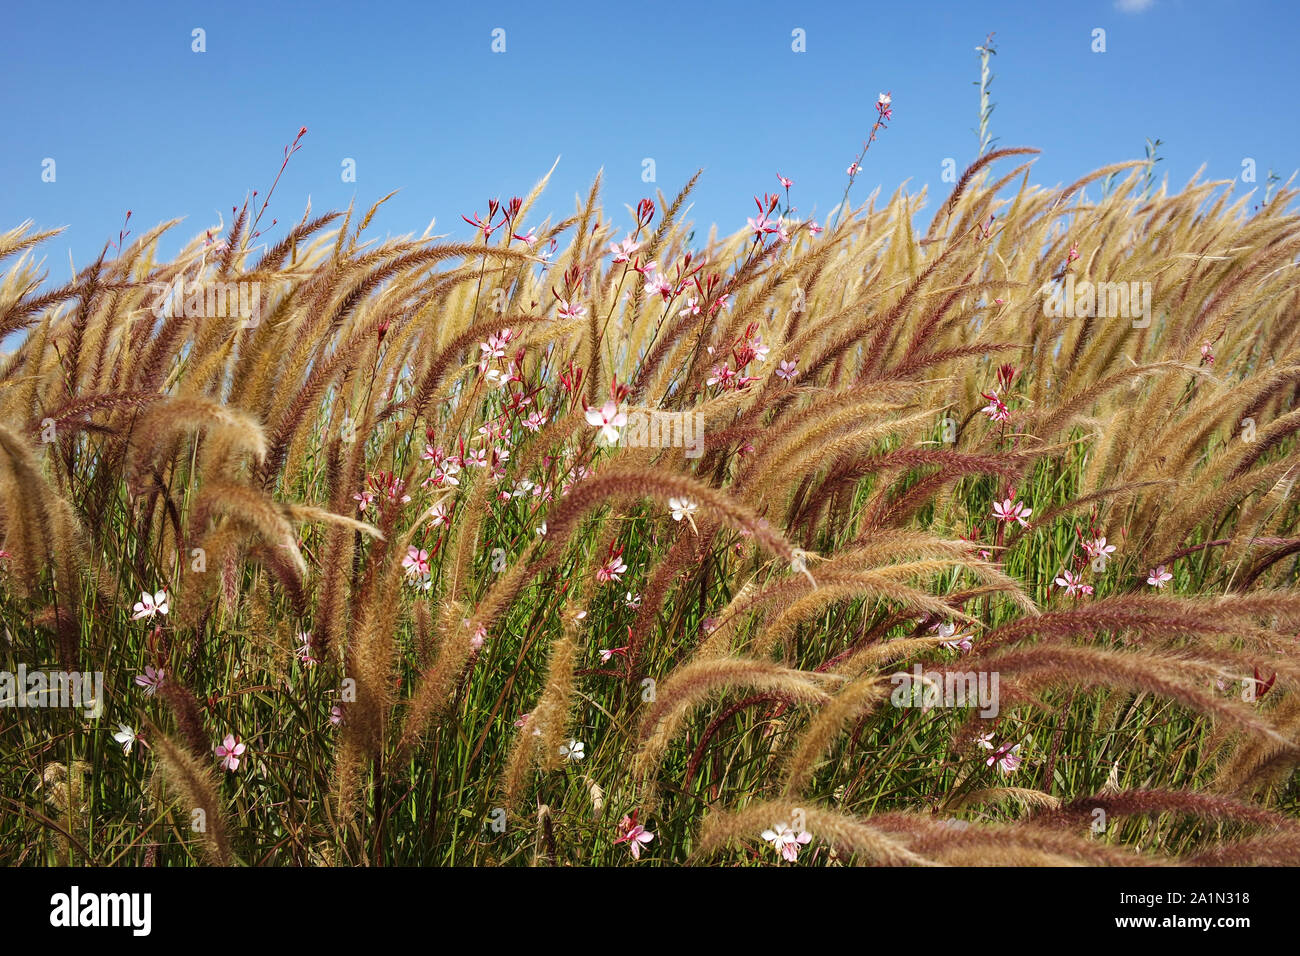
1115,0,1155,12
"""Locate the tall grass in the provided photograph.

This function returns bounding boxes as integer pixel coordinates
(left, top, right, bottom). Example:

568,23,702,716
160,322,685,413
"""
3,150,1300,866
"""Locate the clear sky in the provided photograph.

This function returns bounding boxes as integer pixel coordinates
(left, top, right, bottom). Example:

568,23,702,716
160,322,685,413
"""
2,0,1297,267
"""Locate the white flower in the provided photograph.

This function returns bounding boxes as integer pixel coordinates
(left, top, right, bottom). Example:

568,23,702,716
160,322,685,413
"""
584,400,628,444
668,497,697,522
935,622,972,652
112,723,137,755
1082,537,1116,561
131,589,169,620
761,822,812,862
559,739,585,762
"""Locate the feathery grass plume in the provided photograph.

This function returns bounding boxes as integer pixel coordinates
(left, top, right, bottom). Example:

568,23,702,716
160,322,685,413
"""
528,469,807,596
159,677,211,758
1030,788,1294,832
192,480,307,580
500,602,583,807
285,503,385,541
693,801,935,866
1182,832,1300,866
753,566,985,658
145,723,234,866
968,596,1249,658
782,675,893,796
947,787,1062,813
36,761,91,864
1212,691,1300,798
125,397,267,488
0,424,87,666
867,811,1161,866
396,598,472,758
533,618,581,772
632,658,839,790
984,644,1293,745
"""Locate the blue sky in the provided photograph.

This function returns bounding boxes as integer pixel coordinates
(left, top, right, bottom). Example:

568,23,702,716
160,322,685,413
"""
2,0,1296,267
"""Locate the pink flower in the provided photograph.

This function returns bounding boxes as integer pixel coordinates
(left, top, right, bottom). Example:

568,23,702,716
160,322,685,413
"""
556,299,586,320
935,622,972,653
847,161,861,177
360,472,410,509
1082,537,1116,561
615,812,655,860
1054,569,1085,597
585,400,628,444
992,498,1031,527
214,734,246,772
643,272,674,300
1201,342,1215,366
402,546,431,579
478,331,509,367
294,633,318,666
775,359,799,382
330,705,344,726
134,666,165,695
747,212,776,241
980,391,1010,424
987,743,1021,774
1148,565,1173,588
761,822,812,862
596,554,628,584
776,173,794,189
610,237,640,262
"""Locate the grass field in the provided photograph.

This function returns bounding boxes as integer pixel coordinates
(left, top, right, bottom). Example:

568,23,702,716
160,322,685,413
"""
3,142,1300,866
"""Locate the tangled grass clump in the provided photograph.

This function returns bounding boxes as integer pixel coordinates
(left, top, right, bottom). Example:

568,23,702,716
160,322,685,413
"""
3,150,1300,866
